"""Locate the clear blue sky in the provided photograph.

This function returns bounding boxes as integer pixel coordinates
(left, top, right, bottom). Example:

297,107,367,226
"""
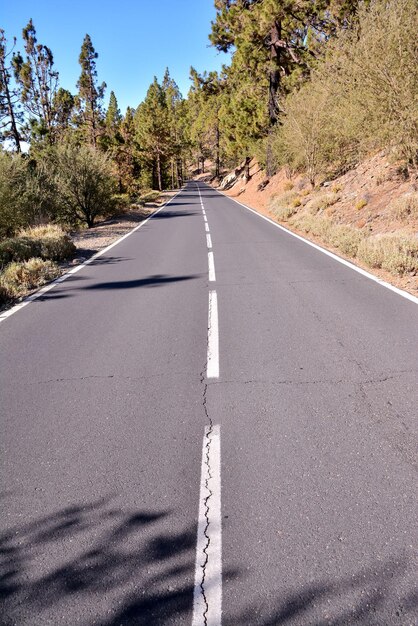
1,0,230,113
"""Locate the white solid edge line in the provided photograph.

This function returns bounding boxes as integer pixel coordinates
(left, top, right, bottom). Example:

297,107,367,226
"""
208,184,418,306
0,188,185,324
206,233,213,250
208,251,216,282
207,290,219,378
192,424,222,626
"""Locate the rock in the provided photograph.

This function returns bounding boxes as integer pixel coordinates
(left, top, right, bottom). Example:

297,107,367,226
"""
71,257,86,265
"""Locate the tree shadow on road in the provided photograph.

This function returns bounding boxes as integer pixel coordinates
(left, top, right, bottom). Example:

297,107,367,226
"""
224,555,417,625
2,497,415,625
85,274,201,291
0,496,200,625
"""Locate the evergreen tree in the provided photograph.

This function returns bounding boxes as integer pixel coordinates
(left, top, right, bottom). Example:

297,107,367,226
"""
162,68,188,187
188,68,224,176
118,106,139,193
105,90,122,133
210,0,362,128
51,88,74,142
12,19,59,143
0,30,22,151
76,34,106,147
135,77,169,190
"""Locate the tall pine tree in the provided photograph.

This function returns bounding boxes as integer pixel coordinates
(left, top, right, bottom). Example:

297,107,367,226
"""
12,19,59,144
76,34,106,147
0,30,22,151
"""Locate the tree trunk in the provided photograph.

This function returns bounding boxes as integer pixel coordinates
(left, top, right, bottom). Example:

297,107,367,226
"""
244,156,251,180
0,58,21,152
265,130,274,178
215,125,220,178
156,152,162,191
171,158,175,189
269,21,281,126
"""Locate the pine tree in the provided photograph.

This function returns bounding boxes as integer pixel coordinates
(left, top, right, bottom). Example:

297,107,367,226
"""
210,0,362,128
135,77,169,190
162,68,188,187
118,106,139,193
12,19,59,144
188,68,224,177
51,88,74,142
105,90,122,133
0,30,22,151
76,34,106,147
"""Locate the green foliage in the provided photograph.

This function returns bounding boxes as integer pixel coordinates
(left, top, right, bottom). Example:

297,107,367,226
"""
0,29,23,151
135,71,188,190
136,190,160,206
273,0,418,178
0,151,29,237
112,193,131,212
12,19,59,144
47,144,117,227
0,237,39,267
76,34,106,147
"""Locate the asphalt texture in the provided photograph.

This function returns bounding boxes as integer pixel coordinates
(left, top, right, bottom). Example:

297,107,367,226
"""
1,181,417,625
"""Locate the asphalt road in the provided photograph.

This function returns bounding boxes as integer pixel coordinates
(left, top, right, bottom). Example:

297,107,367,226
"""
1,181,417,625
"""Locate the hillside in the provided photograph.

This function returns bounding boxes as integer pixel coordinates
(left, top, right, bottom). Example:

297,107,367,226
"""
205,152,418,297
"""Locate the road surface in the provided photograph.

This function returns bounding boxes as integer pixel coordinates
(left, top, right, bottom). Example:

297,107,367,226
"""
1,181,417,625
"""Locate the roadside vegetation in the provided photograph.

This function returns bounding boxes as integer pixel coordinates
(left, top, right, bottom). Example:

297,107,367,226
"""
1,0,417,304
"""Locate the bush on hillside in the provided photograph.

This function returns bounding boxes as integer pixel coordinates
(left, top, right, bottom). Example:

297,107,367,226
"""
357,234,418,275
273,0,418,179
0,258,61,299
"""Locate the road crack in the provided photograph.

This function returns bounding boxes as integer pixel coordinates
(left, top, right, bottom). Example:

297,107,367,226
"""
198,364,213,625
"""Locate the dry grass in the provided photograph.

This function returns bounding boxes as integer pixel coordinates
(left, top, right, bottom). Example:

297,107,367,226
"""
0,225,75,267
289,213,366,257
0,258,61,299
358,234,418,275
306,192,340,214
389,193,418,220
269,190,299,220
283,181,294,191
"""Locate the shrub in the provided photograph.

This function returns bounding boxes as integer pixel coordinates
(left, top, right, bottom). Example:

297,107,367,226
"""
269,190,299,220
389,193,418,220
272,0,418,177
112,194,132,212
289,214,364,257
355,199,368,211
0,152,29,238
328,224,365,256
0,237,41,268
307,193,340,214
283,181,294,191
0,258,61,299
48,144,117,228
137,190,161,205
0,226,75,268
0,284,9,306
357,234,418,275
